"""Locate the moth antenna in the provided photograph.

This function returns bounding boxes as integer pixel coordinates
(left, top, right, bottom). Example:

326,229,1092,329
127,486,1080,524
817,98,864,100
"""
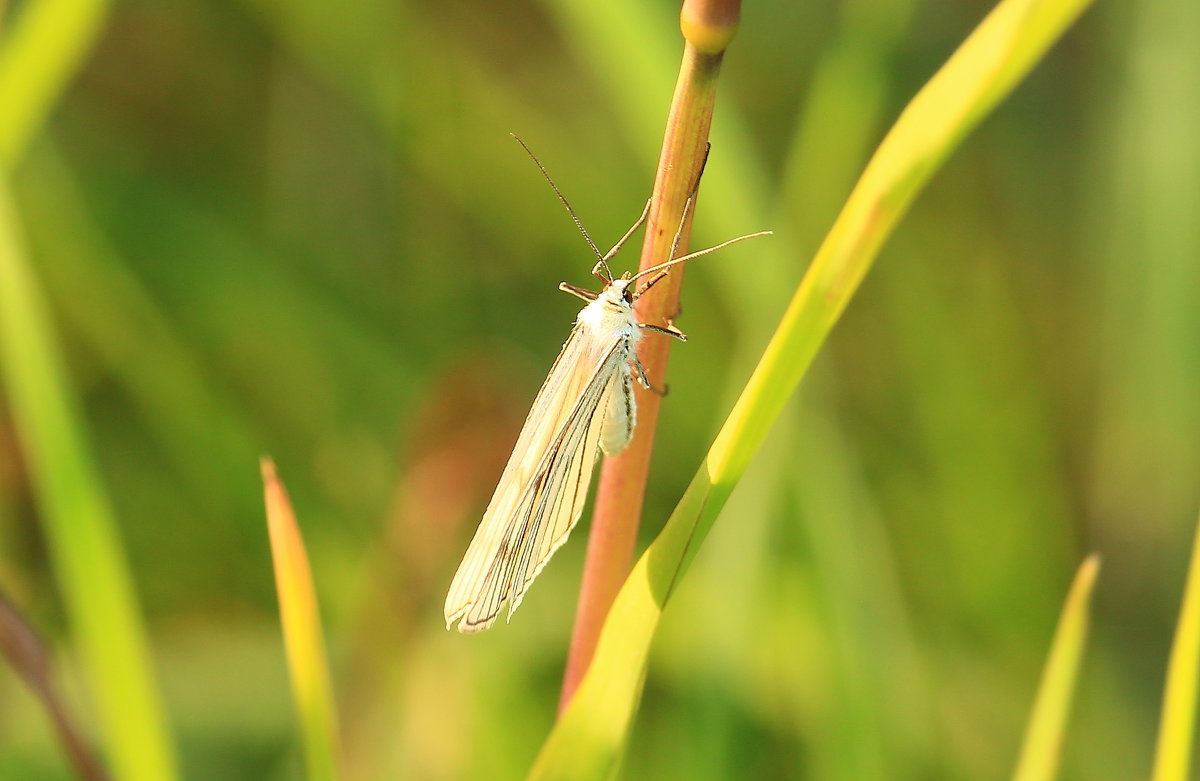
511,134,611,280
629,231,773,283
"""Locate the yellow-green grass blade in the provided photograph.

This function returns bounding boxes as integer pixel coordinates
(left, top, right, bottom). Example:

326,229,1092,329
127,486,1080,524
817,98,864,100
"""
0,0,179,775
1150,510,1200,781
263,458,342,781
531,0,1095,776
0,0,110,169
0,183,178,780
1011,555,1100,781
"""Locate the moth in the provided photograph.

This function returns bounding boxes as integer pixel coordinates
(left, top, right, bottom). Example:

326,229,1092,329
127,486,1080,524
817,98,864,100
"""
445,140,769,632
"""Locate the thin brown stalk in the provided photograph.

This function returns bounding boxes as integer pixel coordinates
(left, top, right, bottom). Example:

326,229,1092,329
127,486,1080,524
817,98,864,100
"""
0,588,108,781
559,0,744,711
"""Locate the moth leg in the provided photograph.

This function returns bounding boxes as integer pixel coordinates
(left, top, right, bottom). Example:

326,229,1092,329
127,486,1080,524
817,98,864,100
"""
638,322,687,342
664,304,685,336
630,354,669,396
560,281,599,302
662,145,711,265
634,144,710,296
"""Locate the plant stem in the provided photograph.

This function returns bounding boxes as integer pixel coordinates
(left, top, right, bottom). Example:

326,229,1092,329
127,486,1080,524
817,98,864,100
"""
559,0,741,712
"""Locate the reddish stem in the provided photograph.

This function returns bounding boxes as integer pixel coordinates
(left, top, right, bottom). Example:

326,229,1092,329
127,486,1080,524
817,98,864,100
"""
559,23,734,708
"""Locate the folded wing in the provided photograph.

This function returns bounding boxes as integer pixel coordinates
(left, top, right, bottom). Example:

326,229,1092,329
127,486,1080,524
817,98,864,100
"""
445,324,625,632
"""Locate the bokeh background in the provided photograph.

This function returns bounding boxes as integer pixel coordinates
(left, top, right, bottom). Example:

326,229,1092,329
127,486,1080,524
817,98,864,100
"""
1,0,1197,778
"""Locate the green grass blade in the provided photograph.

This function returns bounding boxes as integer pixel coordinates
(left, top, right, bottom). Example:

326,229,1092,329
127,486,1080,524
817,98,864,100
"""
1150,510,1200,781
263,458,341,781
1011,555,1100,781
0,0,110,168
530,0,1095,776
0,183,178,780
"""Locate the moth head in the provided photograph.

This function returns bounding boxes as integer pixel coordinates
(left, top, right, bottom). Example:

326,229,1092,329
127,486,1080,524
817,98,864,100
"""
607,277,635,304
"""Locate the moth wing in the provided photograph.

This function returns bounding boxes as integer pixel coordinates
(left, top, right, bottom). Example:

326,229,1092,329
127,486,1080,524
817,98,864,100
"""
445,324,624,632
502,356,624,618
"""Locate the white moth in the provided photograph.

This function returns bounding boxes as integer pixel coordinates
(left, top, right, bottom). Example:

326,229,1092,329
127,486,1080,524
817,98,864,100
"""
445,141,768,632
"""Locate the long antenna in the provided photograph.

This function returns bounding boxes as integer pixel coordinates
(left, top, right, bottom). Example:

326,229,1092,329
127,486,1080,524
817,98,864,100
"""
510,134,609,278
629,231,773,284
630,143,770,287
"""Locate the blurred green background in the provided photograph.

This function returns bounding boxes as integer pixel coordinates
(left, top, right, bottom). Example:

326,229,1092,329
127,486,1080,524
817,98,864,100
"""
1,0,1197,778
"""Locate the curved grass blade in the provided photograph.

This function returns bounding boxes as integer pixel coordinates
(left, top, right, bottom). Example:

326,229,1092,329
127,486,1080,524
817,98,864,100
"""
0,0,110,168
530,0,1096,776
263,458,342,781
0,183,179,781
1150,510,1200,781
0,0,180,775
1011,555,1100,781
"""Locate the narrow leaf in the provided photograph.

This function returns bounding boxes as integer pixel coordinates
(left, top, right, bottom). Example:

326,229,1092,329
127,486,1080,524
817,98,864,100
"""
0,0,110,168
1011,555,1100,781
0,181,178,781
263,457,341,781
1150,509,1200,781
